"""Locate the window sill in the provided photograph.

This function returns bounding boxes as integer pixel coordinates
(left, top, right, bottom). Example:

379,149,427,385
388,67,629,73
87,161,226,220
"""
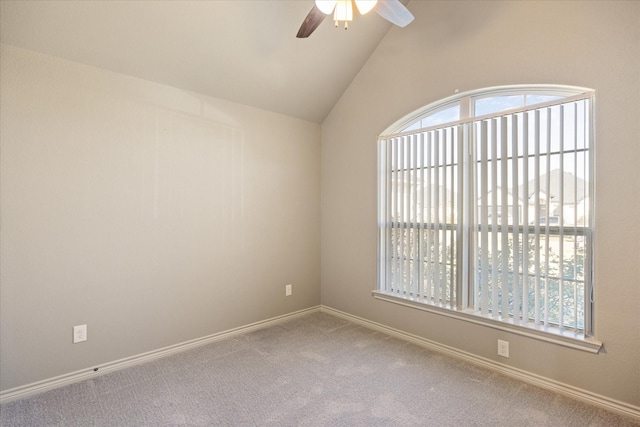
372,290,603,354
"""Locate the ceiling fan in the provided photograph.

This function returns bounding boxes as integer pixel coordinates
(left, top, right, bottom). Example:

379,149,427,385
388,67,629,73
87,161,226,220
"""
297,0,414,38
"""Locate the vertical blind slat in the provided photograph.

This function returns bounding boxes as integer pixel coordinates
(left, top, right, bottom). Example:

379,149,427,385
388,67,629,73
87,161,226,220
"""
451,128,458,308
480,121,489,315
382,140,393,291
457,124,465,309
425,131,432,301
558,105,565,331
433,131,441,304
491,119,499,318
442,129,449,305
573,103,579,330
511,114,521,323
500,118,509,319
411,134,418,296
416,133,426,297
399,136,406,294
521,113,529,323
394,137,401,294
534,110,541,326
544,108,552,327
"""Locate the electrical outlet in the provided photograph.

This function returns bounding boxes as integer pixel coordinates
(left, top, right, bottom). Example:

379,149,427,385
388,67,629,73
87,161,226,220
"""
285,284,292,296
73,324,87,343
497,339,509,358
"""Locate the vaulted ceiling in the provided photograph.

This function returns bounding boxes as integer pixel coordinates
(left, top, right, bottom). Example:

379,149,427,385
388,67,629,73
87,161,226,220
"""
0,1,408,123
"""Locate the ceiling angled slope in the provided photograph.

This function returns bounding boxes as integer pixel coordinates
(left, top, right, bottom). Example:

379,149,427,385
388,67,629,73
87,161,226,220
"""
0,0,404,123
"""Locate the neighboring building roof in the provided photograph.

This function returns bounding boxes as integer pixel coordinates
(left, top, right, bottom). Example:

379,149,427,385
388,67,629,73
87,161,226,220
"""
520,169,587,206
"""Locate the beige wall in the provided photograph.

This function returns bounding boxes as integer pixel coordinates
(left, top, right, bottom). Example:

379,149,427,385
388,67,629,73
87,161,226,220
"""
0,44,321,391
321,1,640,407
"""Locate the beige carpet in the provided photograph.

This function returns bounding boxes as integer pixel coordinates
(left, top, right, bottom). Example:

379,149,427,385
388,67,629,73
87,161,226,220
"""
1,312,638,426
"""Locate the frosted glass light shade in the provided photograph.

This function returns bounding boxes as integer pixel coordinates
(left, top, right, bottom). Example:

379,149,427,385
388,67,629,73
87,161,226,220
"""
355,0,377,14
315,0,337,15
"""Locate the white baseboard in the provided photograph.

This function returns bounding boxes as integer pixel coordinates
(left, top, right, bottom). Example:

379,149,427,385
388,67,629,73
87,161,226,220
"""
320,305,640,422
0,306,321,404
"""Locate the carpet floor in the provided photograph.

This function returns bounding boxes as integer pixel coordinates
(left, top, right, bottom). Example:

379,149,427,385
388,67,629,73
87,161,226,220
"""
1,311,638,426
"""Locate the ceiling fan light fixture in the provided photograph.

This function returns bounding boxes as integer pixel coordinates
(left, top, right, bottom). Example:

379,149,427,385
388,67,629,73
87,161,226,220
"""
333,0,353,28
298,0,413,38
355,0,377,15
315,0,337,15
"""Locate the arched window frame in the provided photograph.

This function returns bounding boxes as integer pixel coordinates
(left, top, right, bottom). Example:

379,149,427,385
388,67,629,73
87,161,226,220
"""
375,85,600,353
384,85,590,135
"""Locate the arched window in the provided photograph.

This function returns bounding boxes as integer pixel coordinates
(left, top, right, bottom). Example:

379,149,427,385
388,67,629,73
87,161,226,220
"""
376,85,599,351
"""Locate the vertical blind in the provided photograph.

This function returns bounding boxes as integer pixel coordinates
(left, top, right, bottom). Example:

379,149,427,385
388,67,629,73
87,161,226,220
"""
378,92,593,334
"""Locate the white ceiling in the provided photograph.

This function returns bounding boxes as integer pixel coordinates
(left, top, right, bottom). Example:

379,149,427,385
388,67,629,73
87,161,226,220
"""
0,0,404,123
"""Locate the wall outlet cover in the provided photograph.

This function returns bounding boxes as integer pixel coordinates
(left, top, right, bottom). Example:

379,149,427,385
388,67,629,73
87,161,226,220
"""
73,324,87,343
497,339,509,358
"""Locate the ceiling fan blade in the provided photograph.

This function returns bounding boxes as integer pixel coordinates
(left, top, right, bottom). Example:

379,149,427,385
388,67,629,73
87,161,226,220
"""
297,5,327,38
374,0,414,27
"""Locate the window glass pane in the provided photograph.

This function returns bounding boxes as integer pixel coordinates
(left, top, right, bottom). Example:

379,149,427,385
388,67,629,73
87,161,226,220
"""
474,95,524,116
403,121,422,132
475,94,567,117
525,94,563,106
421,105,460,128
401,104,460,132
